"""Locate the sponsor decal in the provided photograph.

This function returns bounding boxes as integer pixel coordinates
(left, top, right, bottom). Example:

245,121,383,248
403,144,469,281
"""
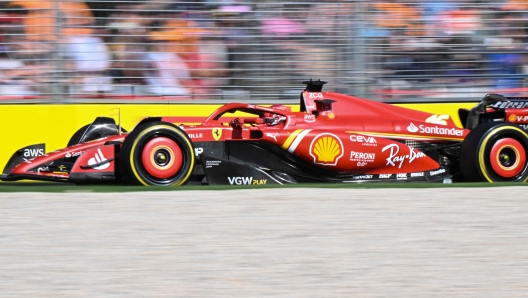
266,133,278,141
425,114,449,125
327,112,335,119
429,168,446,176
307,92,324,99
407,122,463,136
309,133,344,166
407,123,418,133
212,128,222,141
49,173,68,178
65,151,83,158
247,104,274,112
205,160,221,169
379,174,392,179
37,166,49,174
282,129,312,153
519,124,528,131
350,151,375,166
88,148,110,170
304,114,316,122
491,101,528,109
194,147,203,156
23,148,45,163
350,135,377,146
352,174,374,180
396,173,407,180
410,172,424,177
228,177,267,185
23,148,44,158
188,133,203,139
516,115,528,122
509,114,517,122
382,144,426,168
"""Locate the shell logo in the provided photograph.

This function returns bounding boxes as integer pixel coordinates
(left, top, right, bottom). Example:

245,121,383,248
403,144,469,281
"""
509,114,517,122
309,133,344,166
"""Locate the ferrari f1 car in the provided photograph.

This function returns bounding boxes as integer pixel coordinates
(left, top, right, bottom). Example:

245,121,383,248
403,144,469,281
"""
3,80,528,185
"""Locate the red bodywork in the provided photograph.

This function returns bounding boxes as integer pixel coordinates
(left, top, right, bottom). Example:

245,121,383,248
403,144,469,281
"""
3,88,472,183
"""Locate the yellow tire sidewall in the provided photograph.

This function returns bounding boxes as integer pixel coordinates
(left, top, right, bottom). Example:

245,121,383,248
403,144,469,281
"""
129,124,195,186
477,126,528,182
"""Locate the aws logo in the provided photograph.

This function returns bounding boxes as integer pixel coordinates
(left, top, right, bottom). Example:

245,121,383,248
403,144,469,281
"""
309,133,343,166
23,148,44,157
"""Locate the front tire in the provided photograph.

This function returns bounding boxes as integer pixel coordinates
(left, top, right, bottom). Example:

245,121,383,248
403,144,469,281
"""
460,122,528,182
120,121,195,186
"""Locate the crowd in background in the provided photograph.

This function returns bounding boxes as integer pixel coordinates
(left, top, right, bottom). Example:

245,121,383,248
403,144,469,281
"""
0,0,528,100
365,0,528,98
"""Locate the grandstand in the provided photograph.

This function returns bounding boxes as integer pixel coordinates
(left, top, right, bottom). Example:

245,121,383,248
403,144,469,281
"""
0,0,527,102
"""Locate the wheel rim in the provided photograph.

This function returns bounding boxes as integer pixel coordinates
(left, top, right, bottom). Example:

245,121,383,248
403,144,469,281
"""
489,138,526,178
141,137,183,179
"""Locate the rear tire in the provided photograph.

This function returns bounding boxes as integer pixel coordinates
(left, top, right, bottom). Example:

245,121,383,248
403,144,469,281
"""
119,121,195,186
460,122,528,182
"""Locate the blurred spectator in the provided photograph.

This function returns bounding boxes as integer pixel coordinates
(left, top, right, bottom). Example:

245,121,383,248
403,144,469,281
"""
484,11,527,93
9,0,95,41
419,0,459,36
502,0,528,11
0,5,53,95
211,5,258,87
437,5,481,37
5,1,111,94
372,2,423,37
142,32,195,97
4,0,528,100
60,32,112,92
191,33,230,91
107,22,149,85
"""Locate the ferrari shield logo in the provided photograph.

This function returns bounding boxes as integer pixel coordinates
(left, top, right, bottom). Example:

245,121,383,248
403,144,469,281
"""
212,128,222,141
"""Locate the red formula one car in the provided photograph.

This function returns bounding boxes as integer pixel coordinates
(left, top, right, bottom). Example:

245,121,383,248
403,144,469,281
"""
3,80,528,185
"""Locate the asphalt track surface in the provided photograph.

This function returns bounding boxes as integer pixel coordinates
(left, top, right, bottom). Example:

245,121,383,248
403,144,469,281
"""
2,186,528,297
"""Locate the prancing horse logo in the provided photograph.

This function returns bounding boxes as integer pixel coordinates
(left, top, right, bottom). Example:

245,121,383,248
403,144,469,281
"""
212,128,222,141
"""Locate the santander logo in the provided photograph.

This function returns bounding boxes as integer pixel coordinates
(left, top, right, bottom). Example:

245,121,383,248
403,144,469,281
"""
407,122,464,137
88,148,110,170
407,123,418,133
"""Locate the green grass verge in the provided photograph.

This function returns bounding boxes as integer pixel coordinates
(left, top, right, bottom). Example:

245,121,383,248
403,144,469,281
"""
0,181,527,192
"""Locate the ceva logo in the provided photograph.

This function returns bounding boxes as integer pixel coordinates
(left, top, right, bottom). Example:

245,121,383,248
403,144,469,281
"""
407,123,419,133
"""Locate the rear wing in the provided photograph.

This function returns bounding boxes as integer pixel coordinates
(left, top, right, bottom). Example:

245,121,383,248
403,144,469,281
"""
460,93,528,129
489,97,528,109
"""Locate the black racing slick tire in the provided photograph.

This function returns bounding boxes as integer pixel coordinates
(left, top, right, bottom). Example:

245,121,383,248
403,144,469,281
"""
119,121,195,186
459,121,528,182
